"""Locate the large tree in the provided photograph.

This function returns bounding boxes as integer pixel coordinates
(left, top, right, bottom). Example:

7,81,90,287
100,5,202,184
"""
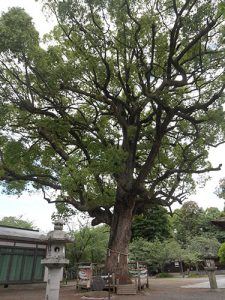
0,0,225,281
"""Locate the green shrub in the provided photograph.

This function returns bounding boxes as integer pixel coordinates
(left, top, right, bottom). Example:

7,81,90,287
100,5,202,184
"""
218,243,225,263
188,273,204,278
156,272,173,278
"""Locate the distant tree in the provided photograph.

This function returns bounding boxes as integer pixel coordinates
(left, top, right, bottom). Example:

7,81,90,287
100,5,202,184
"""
182,250,201,271
129,238,184,273
129,238,151,263
0,215,36,229
132,206,171,241
186,236,220,270
67,224,109,266
197,207,225,243
172,202,225,243
171,201,204,243
187,236,220,257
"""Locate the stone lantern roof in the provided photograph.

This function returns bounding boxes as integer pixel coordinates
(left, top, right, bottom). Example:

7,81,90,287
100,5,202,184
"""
46,220,71,243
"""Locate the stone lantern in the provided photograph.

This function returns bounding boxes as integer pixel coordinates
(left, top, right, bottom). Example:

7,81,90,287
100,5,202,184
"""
204,248,218,289
41,220,72,300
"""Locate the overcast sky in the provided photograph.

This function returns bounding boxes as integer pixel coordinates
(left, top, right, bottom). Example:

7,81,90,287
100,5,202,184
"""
0,0,225,231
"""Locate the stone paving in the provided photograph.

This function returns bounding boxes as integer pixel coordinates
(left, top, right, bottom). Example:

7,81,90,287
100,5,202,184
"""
1,276,225,300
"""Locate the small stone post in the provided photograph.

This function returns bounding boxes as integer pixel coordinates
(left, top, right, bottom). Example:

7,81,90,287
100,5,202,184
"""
41,220,71,300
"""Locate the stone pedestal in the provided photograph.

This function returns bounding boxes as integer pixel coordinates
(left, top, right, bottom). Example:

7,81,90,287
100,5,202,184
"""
45,268,62,300
204,266,218,289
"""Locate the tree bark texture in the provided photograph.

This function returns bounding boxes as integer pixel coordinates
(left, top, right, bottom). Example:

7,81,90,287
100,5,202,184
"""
104,196,135,283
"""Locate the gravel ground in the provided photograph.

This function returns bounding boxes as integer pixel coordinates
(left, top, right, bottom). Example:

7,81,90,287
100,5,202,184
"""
1,277,225,300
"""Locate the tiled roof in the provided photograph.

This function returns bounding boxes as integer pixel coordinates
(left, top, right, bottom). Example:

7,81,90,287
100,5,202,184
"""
0,225,47,244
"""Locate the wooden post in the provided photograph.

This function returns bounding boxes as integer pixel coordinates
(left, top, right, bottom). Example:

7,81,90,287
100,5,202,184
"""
146,273,149,288
108,273,111,300
138,271,141,291
112,273,116,293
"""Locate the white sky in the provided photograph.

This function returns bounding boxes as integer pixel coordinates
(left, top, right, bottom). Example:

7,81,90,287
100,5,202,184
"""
0,0,225,231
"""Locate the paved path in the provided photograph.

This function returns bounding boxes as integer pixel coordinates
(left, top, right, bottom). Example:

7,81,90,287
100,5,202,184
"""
182,275,225,289
1,277,225,300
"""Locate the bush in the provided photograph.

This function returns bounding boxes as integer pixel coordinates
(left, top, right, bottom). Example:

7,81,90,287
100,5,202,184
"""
218,243,225,263
155,272,173,278
187,273,204,278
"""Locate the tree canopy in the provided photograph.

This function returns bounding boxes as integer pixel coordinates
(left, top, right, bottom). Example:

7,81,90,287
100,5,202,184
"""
171,201,225,243
0,215,36,229
0,0,225,277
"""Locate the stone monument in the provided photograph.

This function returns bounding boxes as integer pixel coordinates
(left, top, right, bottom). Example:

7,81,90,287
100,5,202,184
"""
41,220,71,300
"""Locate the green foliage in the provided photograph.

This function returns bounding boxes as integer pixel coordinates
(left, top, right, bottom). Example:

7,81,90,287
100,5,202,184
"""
171,201,225,244
178,235,220,270
0,1,225,274
0,215,36,229
187,236,220,259
132,206,171,241
218,2,225,17
0,7,39,54
182,250,200,267
0,1,224,212
218,243,225,263
67,224,109,265
171,201,204,243
197,208,225,243
129,229,221,272
156,272,173,278
129,238,151,263
129,238,184,272
187,273,205,278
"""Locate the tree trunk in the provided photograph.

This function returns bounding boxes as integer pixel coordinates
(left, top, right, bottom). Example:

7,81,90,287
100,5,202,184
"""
195,263,199,272
105,198,134,284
